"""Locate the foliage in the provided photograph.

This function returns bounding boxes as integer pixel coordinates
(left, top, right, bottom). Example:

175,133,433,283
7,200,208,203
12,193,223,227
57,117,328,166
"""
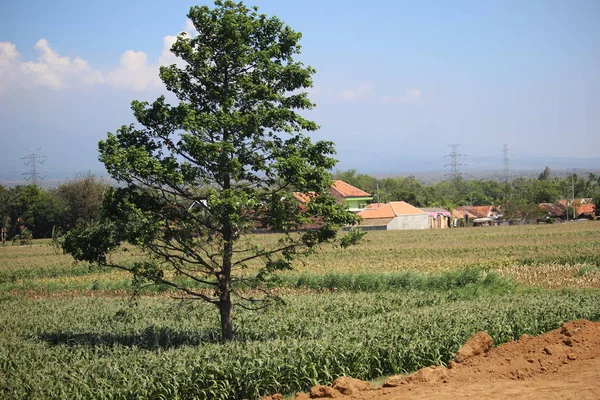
500,199,545,224
63,1,360,341
56,173,107,229
2,290,600,399
2,222,600,398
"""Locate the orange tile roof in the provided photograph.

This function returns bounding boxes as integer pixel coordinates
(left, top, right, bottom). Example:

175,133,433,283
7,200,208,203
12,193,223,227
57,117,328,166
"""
358,201,425,219
389,201,427,215
558,198,593,207
357,203,395,219
452,208,477,219
330,180,371,198
576,203,596,216
466,206,492,218
453,206,498,219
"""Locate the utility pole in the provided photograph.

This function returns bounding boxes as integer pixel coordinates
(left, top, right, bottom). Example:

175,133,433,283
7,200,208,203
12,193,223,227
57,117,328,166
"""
502,144,509,184
572,172,576,219
21,147,46,186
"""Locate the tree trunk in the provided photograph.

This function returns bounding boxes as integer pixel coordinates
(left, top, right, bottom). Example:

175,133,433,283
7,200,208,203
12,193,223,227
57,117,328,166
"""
218,279,233,341
219,237,234,341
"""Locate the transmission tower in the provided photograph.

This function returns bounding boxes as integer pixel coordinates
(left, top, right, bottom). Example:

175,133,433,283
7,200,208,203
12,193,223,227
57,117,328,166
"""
21,147,46,186
444,144,465,182
502,144,509,183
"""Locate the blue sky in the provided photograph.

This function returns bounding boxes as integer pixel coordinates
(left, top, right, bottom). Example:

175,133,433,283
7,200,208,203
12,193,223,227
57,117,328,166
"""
1,0,599,180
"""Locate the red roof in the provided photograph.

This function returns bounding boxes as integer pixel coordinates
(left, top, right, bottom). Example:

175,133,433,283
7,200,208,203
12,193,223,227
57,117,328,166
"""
358,201,425,219
452,208,477,219
454,205,500,219
330,180,371,198
357,203,395,219
576,203,596,217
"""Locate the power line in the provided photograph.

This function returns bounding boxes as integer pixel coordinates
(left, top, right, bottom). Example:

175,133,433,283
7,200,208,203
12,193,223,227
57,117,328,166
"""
444,144,465,182
21,147,46,186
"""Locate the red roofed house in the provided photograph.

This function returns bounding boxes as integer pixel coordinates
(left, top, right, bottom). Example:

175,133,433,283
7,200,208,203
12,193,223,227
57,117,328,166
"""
453,205,501,226
292,180,373,213
558,198,596,219
357,201,429,230
329,180,373,212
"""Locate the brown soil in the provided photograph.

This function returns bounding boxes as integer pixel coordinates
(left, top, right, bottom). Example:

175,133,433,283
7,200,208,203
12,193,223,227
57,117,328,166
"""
282,320,600,400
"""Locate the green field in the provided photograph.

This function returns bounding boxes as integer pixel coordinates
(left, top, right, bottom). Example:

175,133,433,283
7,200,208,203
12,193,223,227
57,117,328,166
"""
1,222,600,399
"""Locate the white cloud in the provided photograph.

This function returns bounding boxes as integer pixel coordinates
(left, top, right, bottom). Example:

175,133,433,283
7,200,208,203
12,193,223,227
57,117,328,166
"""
105,50,160,91
337,83,374,102
0,42,21,92
184,19,197,37
20,39,104,90
381,88,422,104
0,20,193,95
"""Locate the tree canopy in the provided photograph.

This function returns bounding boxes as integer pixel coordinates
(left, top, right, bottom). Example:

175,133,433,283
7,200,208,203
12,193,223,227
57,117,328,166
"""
63,1,360,341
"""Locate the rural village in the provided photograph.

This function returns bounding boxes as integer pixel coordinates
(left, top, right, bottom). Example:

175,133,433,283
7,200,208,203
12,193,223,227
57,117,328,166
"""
1,1,599,399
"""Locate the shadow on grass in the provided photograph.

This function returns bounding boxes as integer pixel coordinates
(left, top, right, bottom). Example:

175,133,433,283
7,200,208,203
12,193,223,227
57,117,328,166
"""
37,326,223,349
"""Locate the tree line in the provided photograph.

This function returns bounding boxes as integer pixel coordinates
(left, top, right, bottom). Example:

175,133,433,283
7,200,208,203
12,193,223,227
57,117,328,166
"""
2,166,597,242
0,173,106,241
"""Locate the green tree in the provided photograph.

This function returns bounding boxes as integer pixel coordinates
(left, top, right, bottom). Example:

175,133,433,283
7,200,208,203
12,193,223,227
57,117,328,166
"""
500,199,545,224
56,173,107,229
3,185,61,239
538,166,552,180
63,1,360,341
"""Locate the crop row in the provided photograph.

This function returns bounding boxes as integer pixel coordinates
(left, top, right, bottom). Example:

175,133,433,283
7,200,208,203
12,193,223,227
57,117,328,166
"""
0,268,516,295
2,289,600,399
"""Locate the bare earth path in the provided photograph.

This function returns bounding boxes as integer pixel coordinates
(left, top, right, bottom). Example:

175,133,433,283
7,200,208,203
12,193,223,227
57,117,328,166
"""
363,357,600,400
285,320,600,400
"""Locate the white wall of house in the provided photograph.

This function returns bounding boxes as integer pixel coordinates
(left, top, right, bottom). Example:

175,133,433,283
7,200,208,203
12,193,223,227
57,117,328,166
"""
386,214,430,230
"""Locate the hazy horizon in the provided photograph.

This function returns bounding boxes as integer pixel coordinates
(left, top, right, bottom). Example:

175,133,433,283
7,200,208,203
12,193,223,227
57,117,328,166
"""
1,0,599,183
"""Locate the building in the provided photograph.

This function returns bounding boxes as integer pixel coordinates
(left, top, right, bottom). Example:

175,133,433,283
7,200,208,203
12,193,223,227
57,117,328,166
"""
557,198,596,220
419,207,451,229
453,205,501,226
329,180,373,212
357,201,429,230
292,180,373,213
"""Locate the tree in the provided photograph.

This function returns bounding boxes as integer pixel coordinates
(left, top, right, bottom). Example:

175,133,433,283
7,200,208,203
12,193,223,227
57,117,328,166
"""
538,166,552,181
56,173,107,229
3,185,62,239
500,199,545,224
63,1,361,341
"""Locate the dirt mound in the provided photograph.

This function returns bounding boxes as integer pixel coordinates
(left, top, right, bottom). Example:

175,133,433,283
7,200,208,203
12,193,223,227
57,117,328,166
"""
292,320,600,400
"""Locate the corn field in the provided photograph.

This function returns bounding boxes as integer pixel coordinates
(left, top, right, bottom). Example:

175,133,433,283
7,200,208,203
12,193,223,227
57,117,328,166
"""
0,221,599,399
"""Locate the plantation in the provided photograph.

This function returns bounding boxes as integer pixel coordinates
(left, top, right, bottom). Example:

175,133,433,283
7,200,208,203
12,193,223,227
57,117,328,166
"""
1,221,600,399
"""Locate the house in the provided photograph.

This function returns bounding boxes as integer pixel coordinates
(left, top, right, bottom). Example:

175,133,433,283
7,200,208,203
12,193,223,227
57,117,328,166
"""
419,207,451,229
329,180,373,212
453,206,501,226
557,198,596,220
357,201,429,230
293,180,373,213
